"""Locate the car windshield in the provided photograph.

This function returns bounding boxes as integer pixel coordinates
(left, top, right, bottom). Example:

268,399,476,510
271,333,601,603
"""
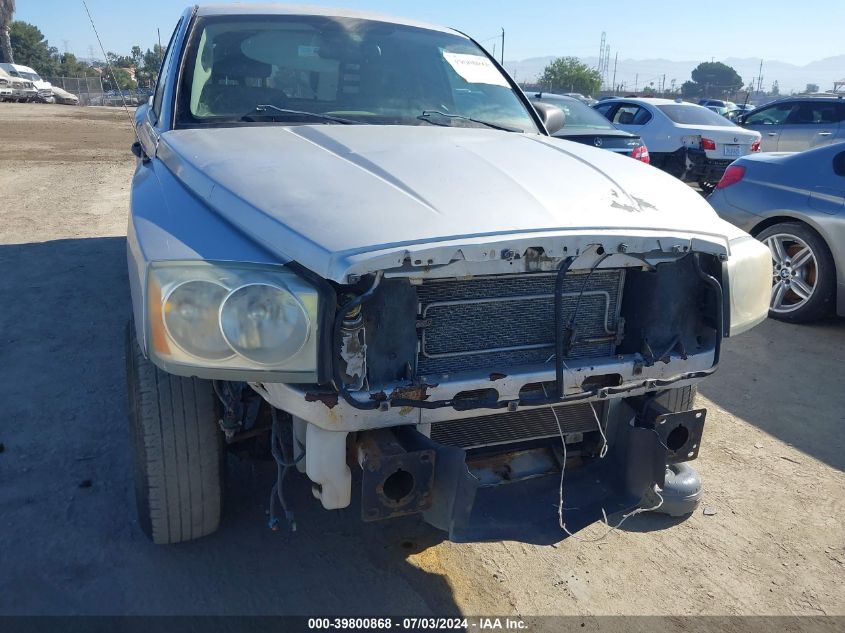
178,15,538,132
657,104,736,126
19,71,41,81
534,96,614,130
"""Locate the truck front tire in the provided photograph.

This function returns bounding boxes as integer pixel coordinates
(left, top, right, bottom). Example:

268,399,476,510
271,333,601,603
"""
125,323,224,544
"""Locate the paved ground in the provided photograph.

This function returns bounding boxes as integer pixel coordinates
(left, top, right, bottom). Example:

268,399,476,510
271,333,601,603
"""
1,103,843,619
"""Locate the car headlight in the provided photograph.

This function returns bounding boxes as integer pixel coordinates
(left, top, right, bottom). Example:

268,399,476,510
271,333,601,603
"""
726,236,771,336
220,283,310,365
146,262,320,381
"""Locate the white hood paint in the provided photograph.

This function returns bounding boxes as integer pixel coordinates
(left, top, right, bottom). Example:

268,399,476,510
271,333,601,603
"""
159,125,747,282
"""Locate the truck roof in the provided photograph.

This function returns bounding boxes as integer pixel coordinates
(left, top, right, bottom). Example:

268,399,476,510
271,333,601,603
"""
195,4,457,35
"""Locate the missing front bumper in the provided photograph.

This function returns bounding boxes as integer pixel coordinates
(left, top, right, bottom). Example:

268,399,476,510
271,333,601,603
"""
355,396,705,543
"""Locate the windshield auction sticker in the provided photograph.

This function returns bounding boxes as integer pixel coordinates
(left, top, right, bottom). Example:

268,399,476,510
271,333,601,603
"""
442,52,509,87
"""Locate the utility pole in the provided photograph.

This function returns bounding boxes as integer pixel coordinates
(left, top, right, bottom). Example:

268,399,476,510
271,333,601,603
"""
756,59,763,94
634,73,638,92
598,32,606,73
612,52,618,94
500,28,505,65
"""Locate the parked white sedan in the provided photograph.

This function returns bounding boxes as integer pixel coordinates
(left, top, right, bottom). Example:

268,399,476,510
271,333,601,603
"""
594,98,761,193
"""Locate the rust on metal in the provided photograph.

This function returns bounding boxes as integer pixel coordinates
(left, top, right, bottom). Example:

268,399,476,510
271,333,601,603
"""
305,392,339,409
390,383,431,401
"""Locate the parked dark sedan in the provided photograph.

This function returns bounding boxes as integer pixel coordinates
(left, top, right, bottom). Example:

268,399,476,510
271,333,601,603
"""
709,142,845,322
527,92,650,162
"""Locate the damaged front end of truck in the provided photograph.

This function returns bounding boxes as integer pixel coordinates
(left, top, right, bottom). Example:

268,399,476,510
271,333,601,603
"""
243,231,766,542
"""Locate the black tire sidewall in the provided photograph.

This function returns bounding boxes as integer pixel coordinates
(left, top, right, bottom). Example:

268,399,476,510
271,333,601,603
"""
125,322,155,539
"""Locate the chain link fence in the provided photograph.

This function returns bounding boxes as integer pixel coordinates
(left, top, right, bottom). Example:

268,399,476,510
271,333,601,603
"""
44,76,104,106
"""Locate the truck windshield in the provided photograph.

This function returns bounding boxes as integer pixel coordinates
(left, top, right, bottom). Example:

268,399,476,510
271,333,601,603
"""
177,15,538,133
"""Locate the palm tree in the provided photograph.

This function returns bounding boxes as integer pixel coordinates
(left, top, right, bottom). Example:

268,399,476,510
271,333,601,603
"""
0,0,15,64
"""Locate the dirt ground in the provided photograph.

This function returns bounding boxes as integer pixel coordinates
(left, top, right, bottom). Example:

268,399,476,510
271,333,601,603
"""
1,103,843,621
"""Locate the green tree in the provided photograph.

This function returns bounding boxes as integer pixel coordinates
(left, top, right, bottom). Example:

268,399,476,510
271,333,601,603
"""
130,45,142,68
539,57,601,96
135,44,163,88
58,52,96,77
681,80,701,98
805,83,819,93
770,80,780,96
106,51,134,68
0,0,14,63
686,61,742,98
101,65,136,90
9,20,59,75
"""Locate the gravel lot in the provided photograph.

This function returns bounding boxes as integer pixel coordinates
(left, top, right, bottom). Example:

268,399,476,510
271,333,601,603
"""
1,103,843,620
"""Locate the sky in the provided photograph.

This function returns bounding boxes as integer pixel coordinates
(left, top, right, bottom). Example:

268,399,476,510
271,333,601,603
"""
15,0,845,68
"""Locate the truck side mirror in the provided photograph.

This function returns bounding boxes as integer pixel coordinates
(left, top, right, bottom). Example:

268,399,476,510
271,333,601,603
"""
131,140,149,162
532,101,565,135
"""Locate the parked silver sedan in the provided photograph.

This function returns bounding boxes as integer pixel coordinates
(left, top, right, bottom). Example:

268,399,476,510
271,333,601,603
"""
709,142,845,322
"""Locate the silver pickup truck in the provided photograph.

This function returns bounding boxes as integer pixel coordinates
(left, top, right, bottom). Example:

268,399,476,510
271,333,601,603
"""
126,4,771,544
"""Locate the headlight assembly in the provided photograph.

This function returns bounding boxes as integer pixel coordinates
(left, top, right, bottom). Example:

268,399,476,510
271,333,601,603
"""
164,280,233,360
726,236,771,336
220,283,310,365
146,262,320,381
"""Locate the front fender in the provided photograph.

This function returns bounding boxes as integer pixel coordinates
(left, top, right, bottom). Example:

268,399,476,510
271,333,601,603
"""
127,157,282,357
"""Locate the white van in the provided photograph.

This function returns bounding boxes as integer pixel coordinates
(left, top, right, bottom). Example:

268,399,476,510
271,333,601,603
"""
0,63,54,102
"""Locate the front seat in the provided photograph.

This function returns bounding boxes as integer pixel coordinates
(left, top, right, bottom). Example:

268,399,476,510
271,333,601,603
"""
199,53,284,116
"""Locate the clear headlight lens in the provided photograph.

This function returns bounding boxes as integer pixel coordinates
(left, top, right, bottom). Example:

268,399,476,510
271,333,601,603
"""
164,280,232,360
220,284,310,365
146,262,320,380
726,236,771,336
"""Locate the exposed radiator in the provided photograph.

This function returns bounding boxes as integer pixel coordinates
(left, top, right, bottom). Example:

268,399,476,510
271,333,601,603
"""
430,402,601,450
415,270,625,376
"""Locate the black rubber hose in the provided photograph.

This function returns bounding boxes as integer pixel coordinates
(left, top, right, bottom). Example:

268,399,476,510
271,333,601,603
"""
554,256,577,398
693,253,723,368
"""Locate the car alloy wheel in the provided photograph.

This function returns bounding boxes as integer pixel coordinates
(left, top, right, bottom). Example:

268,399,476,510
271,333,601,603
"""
763,233,817,314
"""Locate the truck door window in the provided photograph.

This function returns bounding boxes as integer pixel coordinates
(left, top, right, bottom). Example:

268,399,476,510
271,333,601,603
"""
152,19,183,123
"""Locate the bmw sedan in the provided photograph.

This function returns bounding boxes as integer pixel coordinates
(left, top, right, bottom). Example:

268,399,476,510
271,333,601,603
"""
594,98,760,193
709,142,845,322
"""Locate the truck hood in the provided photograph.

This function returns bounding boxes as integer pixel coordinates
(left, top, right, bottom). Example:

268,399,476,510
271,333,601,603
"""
158,125,746,281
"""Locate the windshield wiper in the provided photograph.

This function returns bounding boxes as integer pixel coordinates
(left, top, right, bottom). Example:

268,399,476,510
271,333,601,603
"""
418,110,523,133
241,105,366,125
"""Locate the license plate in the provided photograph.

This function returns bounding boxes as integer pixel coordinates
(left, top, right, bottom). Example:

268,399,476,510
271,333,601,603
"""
724,144,742,157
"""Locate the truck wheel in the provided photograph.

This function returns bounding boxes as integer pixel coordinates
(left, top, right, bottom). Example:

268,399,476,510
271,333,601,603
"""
125,322,224,544
756,222,836,323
